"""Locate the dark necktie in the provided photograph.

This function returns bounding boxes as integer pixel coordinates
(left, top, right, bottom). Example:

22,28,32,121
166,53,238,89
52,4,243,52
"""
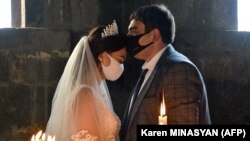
120,68,148,141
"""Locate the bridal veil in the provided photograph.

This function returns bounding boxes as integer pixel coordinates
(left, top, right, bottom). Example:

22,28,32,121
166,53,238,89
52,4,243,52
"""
45,36,114,141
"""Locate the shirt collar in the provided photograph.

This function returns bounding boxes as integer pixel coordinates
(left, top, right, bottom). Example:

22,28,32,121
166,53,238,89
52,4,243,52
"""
142,46,167,71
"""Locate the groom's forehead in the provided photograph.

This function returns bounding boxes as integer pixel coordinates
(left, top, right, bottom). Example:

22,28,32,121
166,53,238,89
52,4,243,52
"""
128,20,145,34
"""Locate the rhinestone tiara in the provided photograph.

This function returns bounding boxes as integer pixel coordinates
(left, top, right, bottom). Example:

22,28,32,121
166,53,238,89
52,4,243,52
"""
101,20,118,38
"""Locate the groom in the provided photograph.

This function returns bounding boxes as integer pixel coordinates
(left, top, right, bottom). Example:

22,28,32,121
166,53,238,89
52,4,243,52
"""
121,4,211,141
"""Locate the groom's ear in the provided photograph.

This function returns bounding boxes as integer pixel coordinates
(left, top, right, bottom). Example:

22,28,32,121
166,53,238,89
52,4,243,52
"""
152,28,161,42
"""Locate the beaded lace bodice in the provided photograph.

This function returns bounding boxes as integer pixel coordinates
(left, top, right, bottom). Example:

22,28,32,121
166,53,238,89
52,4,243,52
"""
71,90,121,141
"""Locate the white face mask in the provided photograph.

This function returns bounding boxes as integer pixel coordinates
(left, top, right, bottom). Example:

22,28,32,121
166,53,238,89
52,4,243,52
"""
101,53,124,81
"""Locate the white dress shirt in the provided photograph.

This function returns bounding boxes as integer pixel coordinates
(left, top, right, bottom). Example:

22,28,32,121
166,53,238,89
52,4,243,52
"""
138,46,167,95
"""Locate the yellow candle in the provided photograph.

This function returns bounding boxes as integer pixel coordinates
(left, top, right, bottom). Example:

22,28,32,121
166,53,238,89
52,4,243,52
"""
159,115,167,125
158,92,167,125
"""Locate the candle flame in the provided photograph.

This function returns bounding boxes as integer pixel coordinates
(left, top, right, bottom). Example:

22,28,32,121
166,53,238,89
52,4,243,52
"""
31,130,55,141
35,130,42,140
160,92,166,117
42,133,46,140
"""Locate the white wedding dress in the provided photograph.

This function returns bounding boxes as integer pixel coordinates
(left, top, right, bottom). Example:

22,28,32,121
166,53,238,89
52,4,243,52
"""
71,85,121,141
45,37,121,141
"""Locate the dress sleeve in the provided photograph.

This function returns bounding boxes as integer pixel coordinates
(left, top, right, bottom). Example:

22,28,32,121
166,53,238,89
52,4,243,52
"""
71,87,102,141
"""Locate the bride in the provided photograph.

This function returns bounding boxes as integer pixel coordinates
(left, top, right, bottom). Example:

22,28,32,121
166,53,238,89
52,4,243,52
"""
45,21,127,141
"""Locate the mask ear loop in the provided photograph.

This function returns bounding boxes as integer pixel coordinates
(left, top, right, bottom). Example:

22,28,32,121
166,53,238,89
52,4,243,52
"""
105,52,121,65
98,51,111,67
139,28,156,44
129,32,154,52
138,30,155,49
132,42,153,53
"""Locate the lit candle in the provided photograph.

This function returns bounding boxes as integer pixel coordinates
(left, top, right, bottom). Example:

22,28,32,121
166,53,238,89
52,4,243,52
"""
31,130,55,141
42,133,45,141
158,92,167,125
35,130,42,141
48,135,56,141
31,135,35,141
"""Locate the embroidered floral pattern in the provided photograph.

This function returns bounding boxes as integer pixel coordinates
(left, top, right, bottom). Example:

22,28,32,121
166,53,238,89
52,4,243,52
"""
71,130,97,141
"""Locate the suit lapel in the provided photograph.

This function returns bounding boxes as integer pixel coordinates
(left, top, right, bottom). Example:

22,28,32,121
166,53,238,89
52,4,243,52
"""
128,45,174,128
128,64,158,128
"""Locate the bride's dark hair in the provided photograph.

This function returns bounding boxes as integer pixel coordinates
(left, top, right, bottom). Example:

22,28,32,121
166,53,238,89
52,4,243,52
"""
88,26,127,63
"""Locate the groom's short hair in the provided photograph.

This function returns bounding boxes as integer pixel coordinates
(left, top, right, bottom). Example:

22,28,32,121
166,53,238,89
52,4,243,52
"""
129,4,175,45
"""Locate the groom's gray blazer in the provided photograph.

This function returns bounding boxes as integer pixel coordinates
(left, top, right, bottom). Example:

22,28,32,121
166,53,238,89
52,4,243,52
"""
123,45,211,141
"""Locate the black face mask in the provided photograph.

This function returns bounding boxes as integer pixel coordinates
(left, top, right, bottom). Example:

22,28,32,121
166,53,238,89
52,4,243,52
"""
126,32,154,56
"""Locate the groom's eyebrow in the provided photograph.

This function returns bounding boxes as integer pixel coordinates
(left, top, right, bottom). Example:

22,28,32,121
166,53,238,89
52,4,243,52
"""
128,27,137,32
128,28,136,35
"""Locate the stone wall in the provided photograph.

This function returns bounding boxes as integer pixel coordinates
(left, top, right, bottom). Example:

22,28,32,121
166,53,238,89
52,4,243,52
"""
0,28,70,140
174,31,250,124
